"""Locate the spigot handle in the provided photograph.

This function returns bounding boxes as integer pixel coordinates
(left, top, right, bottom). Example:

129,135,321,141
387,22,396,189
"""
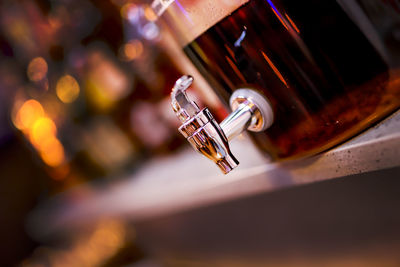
171,75,200,123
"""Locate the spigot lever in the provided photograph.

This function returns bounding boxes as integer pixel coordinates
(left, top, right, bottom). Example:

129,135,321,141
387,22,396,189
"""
171,75,199,123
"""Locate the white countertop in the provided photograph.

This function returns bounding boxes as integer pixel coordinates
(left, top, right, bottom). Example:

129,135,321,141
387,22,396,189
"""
29,110,400,237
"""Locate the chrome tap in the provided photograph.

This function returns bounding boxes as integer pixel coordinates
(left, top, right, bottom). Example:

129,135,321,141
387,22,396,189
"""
171,75,274,174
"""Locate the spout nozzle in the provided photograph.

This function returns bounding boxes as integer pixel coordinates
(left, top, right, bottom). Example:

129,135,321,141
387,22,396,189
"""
183,108,239,175
216,155,239,174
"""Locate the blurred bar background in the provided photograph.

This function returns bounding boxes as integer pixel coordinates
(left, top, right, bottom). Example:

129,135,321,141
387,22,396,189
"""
0,0,209,265
0,0,399,267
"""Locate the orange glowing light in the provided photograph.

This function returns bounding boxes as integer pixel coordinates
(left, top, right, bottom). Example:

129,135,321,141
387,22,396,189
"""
89,220,126,249
16,99,45,130
30,117,57,148
27,57,48,82
270,7,288,31
56,74,80,103
261,51,289,88
284,13,300,33
144,6,157,21
224,44,235,59
12,99,25,130
122,40,143,61
12,97,67,170
39,137,65,167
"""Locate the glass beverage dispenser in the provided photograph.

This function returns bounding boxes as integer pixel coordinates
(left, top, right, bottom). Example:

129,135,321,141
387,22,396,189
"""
156,0,400,173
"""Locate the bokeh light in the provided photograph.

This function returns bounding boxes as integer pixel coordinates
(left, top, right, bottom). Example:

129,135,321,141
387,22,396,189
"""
15,99,45,130
144,6,157,22
13,98,66,169
30,117,57,148
39,137,65,167
122,40,143,61
27,57,48,82
86,51,131,111
56,74,80,103
120,3,137,20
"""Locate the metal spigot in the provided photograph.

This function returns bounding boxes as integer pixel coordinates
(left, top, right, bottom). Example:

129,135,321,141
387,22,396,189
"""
171,75,274,174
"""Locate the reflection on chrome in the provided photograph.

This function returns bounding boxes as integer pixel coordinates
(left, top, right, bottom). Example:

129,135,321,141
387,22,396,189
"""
171,75,274,174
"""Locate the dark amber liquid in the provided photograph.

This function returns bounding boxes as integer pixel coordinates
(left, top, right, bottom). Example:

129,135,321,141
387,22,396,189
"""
184,0,400,159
